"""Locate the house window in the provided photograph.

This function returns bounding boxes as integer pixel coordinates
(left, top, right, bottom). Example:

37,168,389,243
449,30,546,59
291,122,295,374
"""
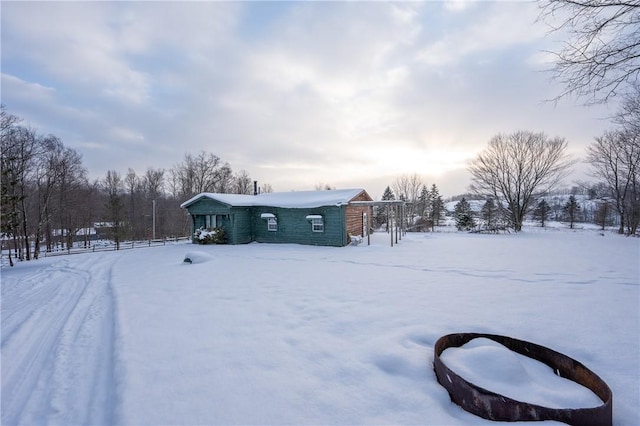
205,215,216,229
305,215,324,233
261,213,277,232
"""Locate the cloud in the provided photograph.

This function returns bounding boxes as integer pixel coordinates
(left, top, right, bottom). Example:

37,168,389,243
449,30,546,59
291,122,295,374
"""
2,2,243,108
443,0,474,13
417,2,545,67
0,1,615,198
3,2,149,106
1,74,56,104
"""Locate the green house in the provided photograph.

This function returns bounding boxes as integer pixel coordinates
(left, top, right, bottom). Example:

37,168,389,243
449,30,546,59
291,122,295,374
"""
180,188,373,247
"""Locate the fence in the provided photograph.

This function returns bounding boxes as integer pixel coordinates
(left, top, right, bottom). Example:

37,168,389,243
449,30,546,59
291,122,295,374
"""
1,236,191,267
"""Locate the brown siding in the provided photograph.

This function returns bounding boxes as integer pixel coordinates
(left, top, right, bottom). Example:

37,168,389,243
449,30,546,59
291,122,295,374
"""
345,190,373,238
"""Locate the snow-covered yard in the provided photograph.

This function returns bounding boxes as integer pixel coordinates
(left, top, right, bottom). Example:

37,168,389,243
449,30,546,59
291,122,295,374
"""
2,229,638,425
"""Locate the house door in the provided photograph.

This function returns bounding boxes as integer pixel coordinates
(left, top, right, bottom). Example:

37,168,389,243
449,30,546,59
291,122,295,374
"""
216,215,228,229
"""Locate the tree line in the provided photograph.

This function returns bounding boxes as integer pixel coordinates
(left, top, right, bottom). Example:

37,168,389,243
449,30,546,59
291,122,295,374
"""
451,190,623,234
377,83,639,236
451,0,639,234
454,107,638,235
374,177,446,233
0,105,266,266
465,82,639,235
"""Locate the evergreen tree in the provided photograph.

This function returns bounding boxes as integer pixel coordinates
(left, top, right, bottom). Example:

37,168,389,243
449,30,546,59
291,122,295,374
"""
415,184,432,231
429,184,444,231
480,197,500,231
454,197,476,231
377,186,395,231
382,186,395,201
532,199,550,227
417,184,431,218
563,195,580,229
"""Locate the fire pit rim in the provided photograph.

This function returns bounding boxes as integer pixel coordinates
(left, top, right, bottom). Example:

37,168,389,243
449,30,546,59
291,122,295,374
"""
433,332,612,426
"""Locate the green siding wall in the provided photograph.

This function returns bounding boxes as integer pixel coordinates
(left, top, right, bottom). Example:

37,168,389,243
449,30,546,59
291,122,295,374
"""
252,206,346,247
187,198,232,216
229,208,252,244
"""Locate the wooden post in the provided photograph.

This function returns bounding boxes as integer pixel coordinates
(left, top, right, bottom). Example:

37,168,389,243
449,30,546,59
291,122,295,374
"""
389,205,393,247
399,203,403,241
364,210,371,246
395,205,399,245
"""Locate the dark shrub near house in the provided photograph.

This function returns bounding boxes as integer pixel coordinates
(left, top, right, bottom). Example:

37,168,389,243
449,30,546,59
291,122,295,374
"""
194,227,226,244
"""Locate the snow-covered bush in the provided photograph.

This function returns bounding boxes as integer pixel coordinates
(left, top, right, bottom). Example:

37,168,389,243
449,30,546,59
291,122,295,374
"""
349,234,363,246
194,227,226,244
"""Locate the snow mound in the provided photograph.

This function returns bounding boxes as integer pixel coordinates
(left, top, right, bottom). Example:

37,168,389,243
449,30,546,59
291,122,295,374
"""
440,338,602,409
444,338,529,385
183,251,213,264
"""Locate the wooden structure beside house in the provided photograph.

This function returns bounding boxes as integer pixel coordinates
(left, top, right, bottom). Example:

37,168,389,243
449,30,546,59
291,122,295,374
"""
180,188,373,247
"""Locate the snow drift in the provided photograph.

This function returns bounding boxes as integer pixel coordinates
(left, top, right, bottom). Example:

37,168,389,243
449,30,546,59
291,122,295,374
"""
1,229,638,425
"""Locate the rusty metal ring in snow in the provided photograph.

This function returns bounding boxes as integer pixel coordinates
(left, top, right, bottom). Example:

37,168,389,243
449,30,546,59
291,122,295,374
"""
433,333,612,426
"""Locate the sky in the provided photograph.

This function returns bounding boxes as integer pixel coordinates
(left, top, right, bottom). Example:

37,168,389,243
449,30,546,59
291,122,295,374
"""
1,0,617,199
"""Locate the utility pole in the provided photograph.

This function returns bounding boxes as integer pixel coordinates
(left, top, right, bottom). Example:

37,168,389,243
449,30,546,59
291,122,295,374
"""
152,200,156,240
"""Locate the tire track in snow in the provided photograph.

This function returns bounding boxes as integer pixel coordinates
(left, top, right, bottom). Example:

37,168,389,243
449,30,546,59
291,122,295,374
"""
1,253,122,425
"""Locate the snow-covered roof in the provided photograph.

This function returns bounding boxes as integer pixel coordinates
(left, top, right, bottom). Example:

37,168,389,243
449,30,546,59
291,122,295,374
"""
181,188,368,209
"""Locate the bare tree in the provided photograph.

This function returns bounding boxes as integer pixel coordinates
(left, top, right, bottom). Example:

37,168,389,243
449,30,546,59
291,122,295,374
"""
260,183,274,194
233,170,253,195
166,167,182,200
76,180,99,248
392,174,422,205
539,0,640,104
142,167,165,238
586,129,640,234
469,131,574,232
125,168,146,239
1,106,22,266
171,152,237,198
392,174,423,228
143,167,165,201
54,144,87,250
314,183,334,191
170,151,219,198
615,83,640,133
103,170,124,249
1,125,39,260
593,200,614,230
1,105,90,261
214,163,234,193
33,135,63,255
